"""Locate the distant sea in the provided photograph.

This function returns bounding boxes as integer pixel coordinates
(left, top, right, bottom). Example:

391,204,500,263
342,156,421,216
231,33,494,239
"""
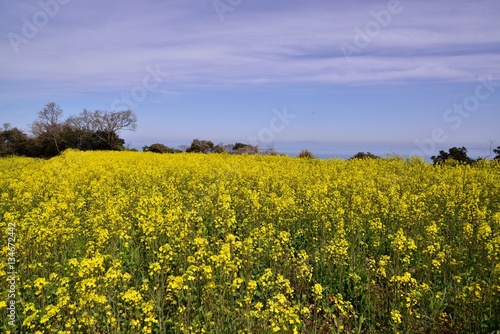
269,142,495,162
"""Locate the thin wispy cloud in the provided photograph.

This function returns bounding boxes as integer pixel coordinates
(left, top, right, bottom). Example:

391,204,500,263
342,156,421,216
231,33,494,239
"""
2,0,499,89
1,0,499,153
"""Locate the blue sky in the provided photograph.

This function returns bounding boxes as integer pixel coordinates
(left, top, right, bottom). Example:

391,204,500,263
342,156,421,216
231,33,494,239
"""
1,0,499,157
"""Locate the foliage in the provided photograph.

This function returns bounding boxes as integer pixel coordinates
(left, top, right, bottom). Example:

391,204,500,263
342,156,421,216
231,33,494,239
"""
143,143,181,154
185,139,215,153
0,103,136,158
231,143,258,155
31,102,65,154
494,146,500,160
297,149,315,159
184,139,260,154
349,152,380,160
0,127,30,157
431,146,475,165
1,151,500,333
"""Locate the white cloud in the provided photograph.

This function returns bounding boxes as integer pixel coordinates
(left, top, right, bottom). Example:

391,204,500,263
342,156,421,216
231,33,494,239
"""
1,0,499,93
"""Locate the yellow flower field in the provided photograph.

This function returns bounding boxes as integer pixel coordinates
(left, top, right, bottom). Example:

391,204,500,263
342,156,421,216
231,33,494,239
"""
1,150,500,333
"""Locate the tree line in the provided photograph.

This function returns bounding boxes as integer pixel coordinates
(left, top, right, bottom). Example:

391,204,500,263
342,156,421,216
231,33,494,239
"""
1,102,137,158
143,140,263,155
0,103,271,158
2,102,500,162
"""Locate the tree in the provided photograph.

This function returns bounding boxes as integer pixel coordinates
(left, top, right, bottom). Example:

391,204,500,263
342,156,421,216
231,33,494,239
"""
431,146,474,165
349,152,380,160
1,104,138,158
186,139,215,153
231,142,258,155
31,102,64,154
297,149,315,159
65,109,136,150
64,110,96,149
212,144,227,153
0,127,29,156
494,146,500,160
83,110,137,149
90,109,137,133
143,143,181,154
232,142,248,151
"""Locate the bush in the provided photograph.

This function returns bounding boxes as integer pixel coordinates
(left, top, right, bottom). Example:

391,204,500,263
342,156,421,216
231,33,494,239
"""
297,149,315,159
143,143,180,154
349,152,380,160
232,143,258,155
431,147,474,165
186,139,215,153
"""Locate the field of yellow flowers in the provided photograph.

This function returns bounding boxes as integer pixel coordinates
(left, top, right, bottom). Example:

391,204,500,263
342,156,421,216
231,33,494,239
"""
1,150,500,333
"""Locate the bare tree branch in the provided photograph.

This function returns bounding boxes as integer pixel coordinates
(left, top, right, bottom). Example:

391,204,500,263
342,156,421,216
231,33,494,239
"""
31,102,64,153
